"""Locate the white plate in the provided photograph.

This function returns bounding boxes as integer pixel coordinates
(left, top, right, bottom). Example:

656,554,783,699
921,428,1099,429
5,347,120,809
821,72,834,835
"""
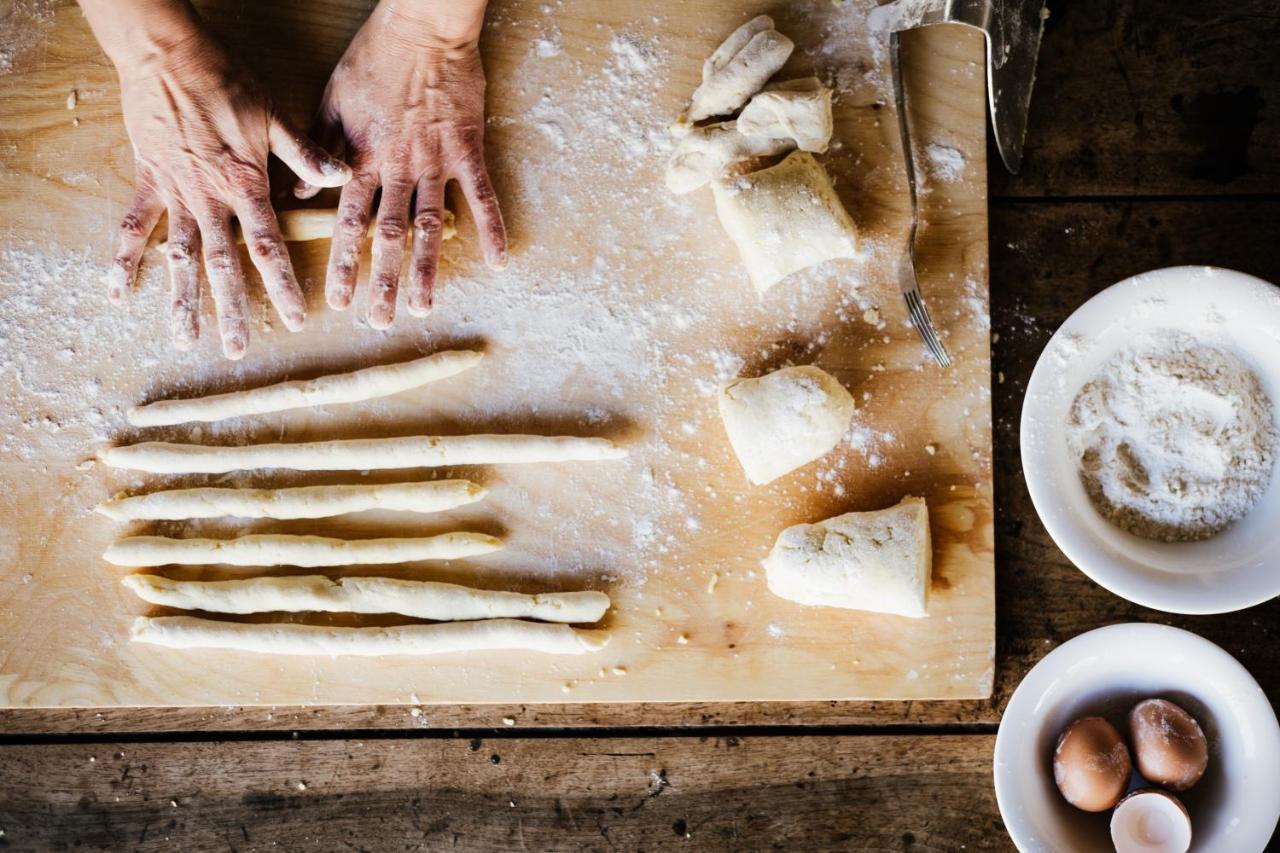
1020,266,1280,614
994,623,1280,853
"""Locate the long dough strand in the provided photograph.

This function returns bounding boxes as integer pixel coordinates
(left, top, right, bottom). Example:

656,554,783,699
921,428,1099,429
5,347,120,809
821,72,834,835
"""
96,480,485,521
104,533,501,568
152,207,457,252
102,434,628,474
122,575,610,623
128,349,483,427
131,616,607,656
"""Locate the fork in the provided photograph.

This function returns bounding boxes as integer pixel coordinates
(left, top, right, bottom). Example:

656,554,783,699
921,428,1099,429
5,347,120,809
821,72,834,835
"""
889,30,952,369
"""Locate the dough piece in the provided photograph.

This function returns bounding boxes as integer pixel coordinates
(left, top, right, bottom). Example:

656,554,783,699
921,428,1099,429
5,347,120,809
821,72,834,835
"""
103,533,502,568
718,365,855,485
736,78,834,153
128,349,482,427
711,150,859,294
763,497,932,618
102,434,628,474
96,480,486,521
682,15,794,125
154,207,457,251
665,121,793,194
122,575,611,623
131,616,606,656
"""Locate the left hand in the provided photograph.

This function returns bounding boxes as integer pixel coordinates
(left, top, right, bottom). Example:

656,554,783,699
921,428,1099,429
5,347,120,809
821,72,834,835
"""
296,0,508,328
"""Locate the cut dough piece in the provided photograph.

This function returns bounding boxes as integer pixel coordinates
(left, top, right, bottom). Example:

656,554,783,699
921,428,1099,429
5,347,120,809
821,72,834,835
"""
103,533,501,568
718,365,855,485
96,480,485,521
763,497,932,618
102,434,628,474
131,616,606,656
712,150,859,294
665,121,793,194
736,78,834,153
682,15,794,125
122,575,610,623
128,349,482,426
154,207,457,252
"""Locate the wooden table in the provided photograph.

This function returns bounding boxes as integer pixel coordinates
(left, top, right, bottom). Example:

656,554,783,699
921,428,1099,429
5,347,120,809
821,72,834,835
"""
1,0,1277,849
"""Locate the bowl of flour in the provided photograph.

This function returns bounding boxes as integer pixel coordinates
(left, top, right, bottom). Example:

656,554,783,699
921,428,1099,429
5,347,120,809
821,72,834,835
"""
1021,267,1280,614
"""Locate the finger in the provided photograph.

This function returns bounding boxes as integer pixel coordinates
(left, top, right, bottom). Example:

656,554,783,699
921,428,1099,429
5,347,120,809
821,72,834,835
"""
407,170,446,317
270,115,350,192
291,114,347,201
234,194,306,332
366,177,413,329
106,180,164,302
194,204,251,360
325,175,377,311
165,204,202,351
456,148,508,270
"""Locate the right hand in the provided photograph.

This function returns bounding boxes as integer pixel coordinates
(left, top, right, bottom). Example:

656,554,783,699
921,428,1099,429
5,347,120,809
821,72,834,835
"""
106,20,350,358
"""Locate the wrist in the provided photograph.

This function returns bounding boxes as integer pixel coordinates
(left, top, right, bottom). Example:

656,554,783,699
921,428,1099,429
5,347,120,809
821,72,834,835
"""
78,0,207,76
375,0,488,51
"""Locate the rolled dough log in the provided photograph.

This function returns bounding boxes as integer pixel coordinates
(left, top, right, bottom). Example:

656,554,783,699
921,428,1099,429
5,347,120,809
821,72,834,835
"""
128,349,482,427
711,150,859,294
96,480,486,521
681,15,794,125
131,616,607,656
152,207,457,251
103,532,502,567
122,574,611,623
102,434,628,474
736,78,834,153
763,496,932,617
718,365,855,485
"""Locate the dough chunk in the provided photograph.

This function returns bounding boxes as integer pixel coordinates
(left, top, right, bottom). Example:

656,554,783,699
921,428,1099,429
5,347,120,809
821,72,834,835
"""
104,533,502,568
102,434,628,474
764,497,932,617
128,349,482,426
131,616,606,656
683,15,794,124
665,121,793,194
718,365,855,485
96,480,485,521
711,150,858,294
123,574,610,623
736,78,834,153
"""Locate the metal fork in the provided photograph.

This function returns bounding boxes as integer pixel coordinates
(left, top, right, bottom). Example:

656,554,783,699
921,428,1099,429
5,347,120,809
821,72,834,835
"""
889,30,952,369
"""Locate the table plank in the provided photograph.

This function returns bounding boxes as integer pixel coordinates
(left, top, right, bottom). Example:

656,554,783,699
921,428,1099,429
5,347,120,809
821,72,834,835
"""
0,734,1006,851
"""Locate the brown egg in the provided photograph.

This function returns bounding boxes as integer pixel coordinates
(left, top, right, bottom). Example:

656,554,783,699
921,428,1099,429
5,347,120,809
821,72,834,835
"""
1053,716,1133,811
1128,699,1208,791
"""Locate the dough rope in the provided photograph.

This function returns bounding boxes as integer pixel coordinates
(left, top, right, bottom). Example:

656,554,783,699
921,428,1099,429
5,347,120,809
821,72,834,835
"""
122,574,610,623
128,349,482,426
104,533,502,568
131,616,607,656
152,206,457,252
102,434,628,474
96,480,486,521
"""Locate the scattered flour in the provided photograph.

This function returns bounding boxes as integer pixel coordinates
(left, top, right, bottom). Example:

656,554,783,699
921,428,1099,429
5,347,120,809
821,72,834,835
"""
924,143,966,183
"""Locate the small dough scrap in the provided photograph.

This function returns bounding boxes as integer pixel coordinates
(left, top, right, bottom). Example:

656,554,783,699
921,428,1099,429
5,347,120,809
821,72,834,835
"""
122,575,610,623
665,121,793,194
736,78,834,153
128,349,482,427
96,480,485,521
682,15,794,124
131,616,607,656
718,365,855,485
763,497,932,617
103,533,502,568
711,150,858,294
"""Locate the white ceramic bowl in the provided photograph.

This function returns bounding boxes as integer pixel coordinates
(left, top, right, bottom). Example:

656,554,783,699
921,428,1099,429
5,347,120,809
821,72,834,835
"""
994,623,1280,852
1020,266,1280,614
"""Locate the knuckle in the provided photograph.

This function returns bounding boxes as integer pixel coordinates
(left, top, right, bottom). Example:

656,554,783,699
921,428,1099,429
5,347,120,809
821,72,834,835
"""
248,232,286,263
118,213,150,239
413,209,444,235
166,240,196,265
376,217,408,242
336,213,367,239
204,246,236,276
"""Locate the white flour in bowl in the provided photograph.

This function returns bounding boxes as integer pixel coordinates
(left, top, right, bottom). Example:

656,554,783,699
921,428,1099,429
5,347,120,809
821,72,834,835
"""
1065,330,1277,542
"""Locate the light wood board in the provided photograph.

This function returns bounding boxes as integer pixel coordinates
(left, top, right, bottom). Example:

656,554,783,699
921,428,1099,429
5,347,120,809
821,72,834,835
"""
0,0,993,707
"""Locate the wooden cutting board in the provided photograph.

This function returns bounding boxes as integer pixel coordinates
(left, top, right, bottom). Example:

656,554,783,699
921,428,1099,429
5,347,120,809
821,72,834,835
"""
0,0,993,707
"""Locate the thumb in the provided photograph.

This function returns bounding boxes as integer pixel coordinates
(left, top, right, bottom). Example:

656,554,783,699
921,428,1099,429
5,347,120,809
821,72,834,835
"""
269,115,351,190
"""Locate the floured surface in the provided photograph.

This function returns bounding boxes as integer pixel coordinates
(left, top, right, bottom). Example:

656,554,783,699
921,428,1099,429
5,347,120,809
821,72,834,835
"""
0,0,993,707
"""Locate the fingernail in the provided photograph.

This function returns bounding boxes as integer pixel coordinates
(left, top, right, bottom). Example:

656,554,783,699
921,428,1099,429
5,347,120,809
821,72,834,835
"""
223,334,247,360
104,267,128,302
286,310,306,331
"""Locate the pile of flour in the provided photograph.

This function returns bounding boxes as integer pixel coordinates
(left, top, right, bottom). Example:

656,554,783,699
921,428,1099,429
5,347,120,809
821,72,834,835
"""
1066,331,1277,542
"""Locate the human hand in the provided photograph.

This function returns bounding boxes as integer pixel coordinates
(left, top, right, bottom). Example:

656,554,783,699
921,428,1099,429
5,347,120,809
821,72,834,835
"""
296,0,507,328
86,1,351,358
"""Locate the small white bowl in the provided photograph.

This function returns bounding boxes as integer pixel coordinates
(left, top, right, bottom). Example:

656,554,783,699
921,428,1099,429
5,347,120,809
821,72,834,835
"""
1020,266,1280,614
994,623,1280,852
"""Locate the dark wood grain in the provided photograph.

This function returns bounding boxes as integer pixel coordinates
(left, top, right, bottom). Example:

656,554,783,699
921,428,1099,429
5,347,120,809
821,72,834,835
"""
0,734,1006,852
